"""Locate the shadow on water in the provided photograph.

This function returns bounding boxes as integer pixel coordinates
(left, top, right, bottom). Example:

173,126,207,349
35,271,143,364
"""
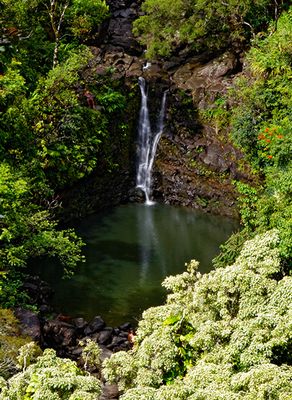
29,203,239,326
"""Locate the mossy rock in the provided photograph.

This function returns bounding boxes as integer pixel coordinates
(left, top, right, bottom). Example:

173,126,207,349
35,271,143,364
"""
0,309,33,379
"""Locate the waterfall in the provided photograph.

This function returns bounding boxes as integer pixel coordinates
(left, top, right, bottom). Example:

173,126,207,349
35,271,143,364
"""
136,77,167,205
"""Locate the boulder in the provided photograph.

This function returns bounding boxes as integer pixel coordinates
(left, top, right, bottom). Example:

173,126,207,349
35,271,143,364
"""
119,322,132,331
42,319,77,348
59,326,76,347
73,317,88,330
14,308,41,342
98,328,114,345
99,346,114,363
199,143,230,173
107,336,127,350
84,316,106,335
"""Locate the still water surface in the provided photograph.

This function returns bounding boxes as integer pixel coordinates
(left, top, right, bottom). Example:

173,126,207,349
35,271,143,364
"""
36,204,238,326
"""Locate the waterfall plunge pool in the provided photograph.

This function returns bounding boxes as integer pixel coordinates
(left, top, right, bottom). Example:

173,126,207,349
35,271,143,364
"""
31,203,239,326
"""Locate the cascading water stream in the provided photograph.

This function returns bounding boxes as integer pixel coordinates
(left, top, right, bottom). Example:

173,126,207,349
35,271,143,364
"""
136,77,167,205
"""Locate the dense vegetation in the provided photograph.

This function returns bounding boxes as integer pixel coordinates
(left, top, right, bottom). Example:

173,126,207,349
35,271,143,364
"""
213,5,292,269
0,339,102,399
0,0,291,399
0,0,131,307
133,0,290,58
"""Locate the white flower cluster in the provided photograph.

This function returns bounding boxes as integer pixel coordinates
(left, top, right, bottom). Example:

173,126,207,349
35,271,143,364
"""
0,348,101,399
103,230,292,399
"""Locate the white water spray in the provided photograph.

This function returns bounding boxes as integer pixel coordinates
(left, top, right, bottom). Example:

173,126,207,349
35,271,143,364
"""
136,77,167,205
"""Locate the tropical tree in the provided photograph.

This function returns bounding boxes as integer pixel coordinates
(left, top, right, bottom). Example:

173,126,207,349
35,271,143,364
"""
0,0,109,74
133,0,289,58
0,162,85,306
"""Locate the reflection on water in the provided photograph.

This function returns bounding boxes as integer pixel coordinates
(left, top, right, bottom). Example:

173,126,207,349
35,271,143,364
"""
31,204,238,326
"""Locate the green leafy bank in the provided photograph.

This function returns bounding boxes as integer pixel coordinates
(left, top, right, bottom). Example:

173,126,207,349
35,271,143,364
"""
0,0,138,307
228,6,292,264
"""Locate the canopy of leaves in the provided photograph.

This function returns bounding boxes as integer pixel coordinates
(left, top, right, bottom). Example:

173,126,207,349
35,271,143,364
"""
0,0,109,82
103,231,292,399
133,0,289,58
231,6,292,162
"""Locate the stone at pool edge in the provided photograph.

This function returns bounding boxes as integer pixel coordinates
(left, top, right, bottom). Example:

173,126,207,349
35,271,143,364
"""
14,308,42,342
84,316,106,335
73,317,88,330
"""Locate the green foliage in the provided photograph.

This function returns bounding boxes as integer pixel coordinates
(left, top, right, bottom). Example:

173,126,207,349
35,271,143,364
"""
95,88,126,113
133,0,286,59
103,231,292,399
0,272,29,308
234,182,259,230
200,97,229,133
0,163,84,272
248,9,292,76
0,348,101,399
257,122,292,168
1,47,127,188
79,339,101,372
0,0,109,76
16,342,42,371
0,60,26,107
231,7,292,167
27,48,107,187
68,0,109,40
0,162,85,307
255,168,292,262
228,8,292,265
213,228,251,269
0,47,126,189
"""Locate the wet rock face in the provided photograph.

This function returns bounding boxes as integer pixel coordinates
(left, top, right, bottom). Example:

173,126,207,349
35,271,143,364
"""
102,0,143,55
171,51,240,108
151,89,253,218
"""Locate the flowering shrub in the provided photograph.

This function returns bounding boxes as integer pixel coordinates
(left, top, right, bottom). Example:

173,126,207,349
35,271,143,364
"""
103,231,292,399
257,123,291,167
0,348,101,399
258,126,283,161
231,7,292,169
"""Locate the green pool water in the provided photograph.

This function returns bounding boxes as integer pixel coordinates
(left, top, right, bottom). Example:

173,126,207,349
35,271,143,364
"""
33,203,238,326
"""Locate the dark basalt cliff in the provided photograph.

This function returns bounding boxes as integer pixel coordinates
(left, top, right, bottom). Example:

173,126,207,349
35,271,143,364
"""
62,0,256,219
